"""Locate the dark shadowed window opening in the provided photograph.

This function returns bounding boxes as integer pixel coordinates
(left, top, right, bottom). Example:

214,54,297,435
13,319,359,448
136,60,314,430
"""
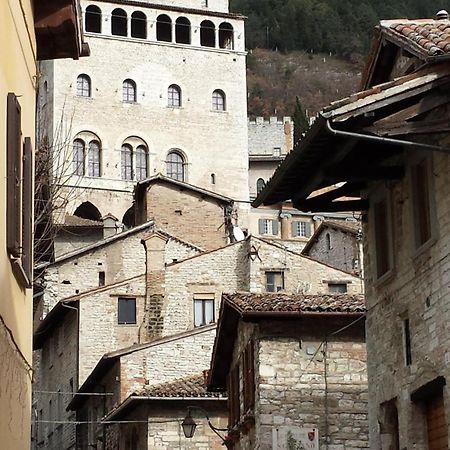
111,8,127,36
85,5,102,33
98,271,105,286
135,145,148,180
74,202,101,221
265,271,284,292
200,20,215,47
131,11,147,38
219,22,233,49
175,17,191,44
118,298,136,324
121,144,133,180
122,206,135,230
73,139,85,175
328,283,347,293
166,151,185,181
157,14,172,42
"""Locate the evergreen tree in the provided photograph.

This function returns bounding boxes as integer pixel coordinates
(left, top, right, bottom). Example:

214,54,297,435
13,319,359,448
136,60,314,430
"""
292,97,309,145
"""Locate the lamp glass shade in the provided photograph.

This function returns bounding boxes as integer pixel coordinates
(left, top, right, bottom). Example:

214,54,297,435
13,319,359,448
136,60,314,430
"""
182,414,197,438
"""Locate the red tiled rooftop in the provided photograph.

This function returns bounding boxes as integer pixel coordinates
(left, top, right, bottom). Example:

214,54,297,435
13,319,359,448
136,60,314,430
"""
384,19,450,56
224,292,365,314
141,373,226,398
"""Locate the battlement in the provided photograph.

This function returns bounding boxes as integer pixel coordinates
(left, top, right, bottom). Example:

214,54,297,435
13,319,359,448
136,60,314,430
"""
248,116,293,156
248,116,292,125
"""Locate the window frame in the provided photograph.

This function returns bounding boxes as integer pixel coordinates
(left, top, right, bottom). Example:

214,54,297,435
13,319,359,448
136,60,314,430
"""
265,271,284,292
166,150,185,181
87,140,101,177
117,297,137,325
76,74,91,97
193,295,215,327
328,282,348,293
121,144,134,180
168,84,181,107
212,89,226,111
85,5,102,33
122,79,137,103
292,220,311,238
135,145,148,181
72,139,85,176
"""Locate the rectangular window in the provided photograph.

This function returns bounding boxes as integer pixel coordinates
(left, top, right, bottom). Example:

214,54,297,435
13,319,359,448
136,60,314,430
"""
403,318,412,366
292,220,311,237
373,196,392,278
98,271,105,286
258,219,279,236
328,283,347,293
265,271,284,292
411,158,432,248
227,364,240,427
243,340,255,412
118,298,136,324
194,296,214,327
273,147,281,157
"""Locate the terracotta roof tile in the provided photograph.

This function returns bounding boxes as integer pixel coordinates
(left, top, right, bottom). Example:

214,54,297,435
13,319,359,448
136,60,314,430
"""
224,292,365,314
140,373,226,398
385,20,450,56
64,214,102,227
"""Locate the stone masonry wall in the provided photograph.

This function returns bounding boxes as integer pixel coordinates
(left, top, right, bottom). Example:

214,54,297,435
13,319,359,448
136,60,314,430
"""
255,320,368,450
78,275,147,384
307,226,361,275
120,325,217,398
41,226,150,315
145,182,230,250
364,150,450,448
248,237,363,294
248,117,293,156
34,310,78,450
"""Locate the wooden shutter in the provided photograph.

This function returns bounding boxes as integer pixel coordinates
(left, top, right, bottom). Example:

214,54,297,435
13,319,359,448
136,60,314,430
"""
305,221,312,237
258,219,265,234
291,221,297,237
7,93,22,257
22,138,33,285
426,394,448,450
272,219,279,235
227,365,240,427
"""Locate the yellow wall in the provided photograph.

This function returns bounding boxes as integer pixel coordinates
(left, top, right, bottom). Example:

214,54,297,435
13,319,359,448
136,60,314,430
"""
0,0,36,448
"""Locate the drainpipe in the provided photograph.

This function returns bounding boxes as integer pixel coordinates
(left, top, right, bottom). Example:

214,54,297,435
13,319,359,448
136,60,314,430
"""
325,120,450,154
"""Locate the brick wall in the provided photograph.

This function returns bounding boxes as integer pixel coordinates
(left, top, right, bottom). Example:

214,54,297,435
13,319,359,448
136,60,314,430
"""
364,150,450,448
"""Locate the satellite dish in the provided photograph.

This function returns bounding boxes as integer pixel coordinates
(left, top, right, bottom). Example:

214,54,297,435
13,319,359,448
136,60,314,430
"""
232,226,245,242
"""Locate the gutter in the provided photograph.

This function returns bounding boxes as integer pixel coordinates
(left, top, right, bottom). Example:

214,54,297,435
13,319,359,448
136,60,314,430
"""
241,310,365,321
326,120,450,154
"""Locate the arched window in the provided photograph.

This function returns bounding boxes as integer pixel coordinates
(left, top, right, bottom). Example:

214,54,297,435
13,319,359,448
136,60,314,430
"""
168,84,181,107
212,89,225,111
326,232,331,250
131,11,147,38
156,14,172,42
122,206,135,230
175,17,191,44
123,79,136,102
111,8,127,36
121,144,133,180
219,22,234,49
85,5,102,33
74,201,102,221
76,74,91,97
88,140,101,177
211,173,216,184
166,151,185,181
135,145,148,181
200,20,215,47
257,178,265,194
73,139,85,175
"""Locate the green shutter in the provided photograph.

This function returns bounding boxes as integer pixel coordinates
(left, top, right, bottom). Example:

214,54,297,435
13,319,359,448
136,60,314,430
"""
272,220,279,235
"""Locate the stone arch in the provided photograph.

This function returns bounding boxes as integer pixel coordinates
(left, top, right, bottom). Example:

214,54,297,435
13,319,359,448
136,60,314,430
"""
175,17,191,44
73,201,102,221
111,8,127,36
85,5,102,33
200,20,215,47
122,206,135,230
131,11,147,38
219,22,234,49
156,14,172,42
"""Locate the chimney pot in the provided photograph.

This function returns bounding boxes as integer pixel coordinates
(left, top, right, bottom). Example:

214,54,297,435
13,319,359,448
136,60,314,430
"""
436,9,449,20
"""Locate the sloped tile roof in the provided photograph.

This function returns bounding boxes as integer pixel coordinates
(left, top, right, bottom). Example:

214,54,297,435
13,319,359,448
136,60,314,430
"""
224,292,365,314
141,373,226,398
384,19,450,56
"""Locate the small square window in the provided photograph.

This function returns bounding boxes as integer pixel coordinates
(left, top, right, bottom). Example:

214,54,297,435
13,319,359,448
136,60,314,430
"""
194,296,214,327
273,147,281,157
118,298,136,324
292,220,311,237
265,271,284,292
328,283,347,293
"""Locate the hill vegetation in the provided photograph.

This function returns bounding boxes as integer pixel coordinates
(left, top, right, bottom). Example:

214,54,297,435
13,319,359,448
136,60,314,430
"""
231,0,450,57
246,49,361,118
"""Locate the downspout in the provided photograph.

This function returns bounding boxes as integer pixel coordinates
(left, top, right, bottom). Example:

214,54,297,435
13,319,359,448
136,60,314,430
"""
325,120,450,154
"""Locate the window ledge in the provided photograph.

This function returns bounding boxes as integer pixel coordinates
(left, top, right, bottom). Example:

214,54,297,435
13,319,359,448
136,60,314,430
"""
373,268,396,289
411,236,437,261
211,109,228,113
166,106,183,109
10,257,31,289
117,323,137,327
75,96,94,100
122,101,138,105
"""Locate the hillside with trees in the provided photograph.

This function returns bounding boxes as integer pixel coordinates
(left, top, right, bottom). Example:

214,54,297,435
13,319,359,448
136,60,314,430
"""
231,0,450,57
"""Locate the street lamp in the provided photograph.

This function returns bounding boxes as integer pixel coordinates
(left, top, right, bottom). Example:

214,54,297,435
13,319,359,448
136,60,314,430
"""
181,406,228,444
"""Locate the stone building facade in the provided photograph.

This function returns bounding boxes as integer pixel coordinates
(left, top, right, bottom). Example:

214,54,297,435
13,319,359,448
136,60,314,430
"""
208,292,369,449
38,0,249,227
302,220,363,276
254,16,450,450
